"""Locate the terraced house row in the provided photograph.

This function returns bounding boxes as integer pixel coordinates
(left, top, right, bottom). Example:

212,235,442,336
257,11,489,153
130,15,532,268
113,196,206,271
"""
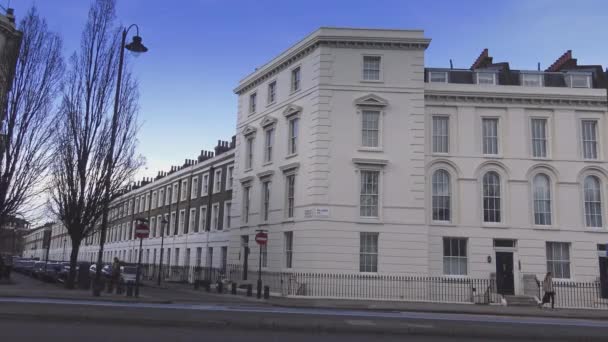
33,28,608,303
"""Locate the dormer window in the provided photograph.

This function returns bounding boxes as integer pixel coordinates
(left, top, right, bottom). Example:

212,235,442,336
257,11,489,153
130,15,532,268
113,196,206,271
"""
521,73,543,87
475,71,497,85
428,71,448,83
566,73,591,88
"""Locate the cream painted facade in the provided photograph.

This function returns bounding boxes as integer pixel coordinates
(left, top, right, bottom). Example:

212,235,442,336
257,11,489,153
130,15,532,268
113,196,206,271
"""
229,27,608,295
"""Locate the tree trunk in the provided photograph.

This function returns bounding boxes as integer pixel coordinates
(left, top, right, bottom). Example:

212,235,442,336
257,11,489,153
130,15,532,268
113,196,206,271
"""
66,239,81,289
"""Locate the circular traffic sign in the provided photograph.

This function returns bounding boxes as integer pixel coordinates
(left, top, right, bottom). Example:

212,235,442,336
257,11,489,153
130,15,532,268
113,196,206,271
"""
255,232,268,245
135,223,150,239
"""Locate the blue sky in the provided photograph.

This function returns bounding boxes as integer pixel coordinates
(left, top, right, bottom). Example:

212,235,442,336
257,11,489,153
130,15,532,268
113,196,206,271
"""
9,0,608,179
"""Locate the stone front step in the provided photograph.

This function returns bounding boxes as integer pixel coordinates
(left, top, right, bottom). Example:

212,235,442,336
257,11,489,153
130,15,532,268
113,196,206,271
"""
504,295,538,306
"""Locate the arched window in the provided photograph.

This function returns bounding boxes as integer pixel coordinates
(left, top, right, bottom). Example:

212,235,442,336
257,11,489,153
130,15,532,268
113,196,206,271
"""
483,171,501,223
584,175,603,227
533,174,551,225
432,170,451,221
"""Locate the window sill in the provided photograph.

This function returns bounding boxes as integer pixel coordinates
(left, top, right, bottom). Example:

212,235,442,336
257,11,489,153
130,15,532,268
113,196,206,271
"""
531,156,552,161
482,154,503,159
282,219,295,223
290,89,301,95
532,225,556,230
584,228,608,233
360,79,383,83
482,223,509,229
262,161,273,167
244,168,253,173
285,153,298,160
358,147,383,153
356,217,383,224
429,221,456,227
266,101,276,107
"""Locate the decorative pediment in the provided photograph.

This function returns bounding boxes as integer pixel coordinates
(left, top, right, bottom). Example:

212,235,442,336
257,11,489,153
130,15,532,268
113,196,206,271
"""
283,104,303,117
354,94,389,107
260,116,278,128
239,176,254,184
257,170,275,179
242,125,257,136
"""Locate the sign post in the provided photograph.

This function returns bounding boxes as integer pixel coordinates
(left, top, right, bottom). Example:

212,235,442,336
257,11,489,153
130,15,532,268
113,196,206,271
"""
255,230,268,299
134,218,150,297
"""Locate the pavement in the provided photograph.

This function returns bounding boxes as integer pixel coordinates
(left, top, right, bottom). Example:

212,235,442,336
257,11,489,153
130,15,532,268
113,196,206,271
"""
2,272,608,340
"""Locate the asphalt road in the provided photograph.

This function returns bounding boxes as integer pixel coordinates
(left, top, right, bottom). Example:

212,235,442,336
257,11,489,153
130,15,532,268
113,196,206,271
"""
0,319,521,342
0,298,607,340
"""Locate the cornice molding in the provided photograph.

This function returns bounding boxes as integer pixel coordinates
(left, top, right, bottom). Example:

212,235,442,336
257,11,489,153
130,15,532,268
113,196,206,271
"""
425,90,607,108
234,35,430,95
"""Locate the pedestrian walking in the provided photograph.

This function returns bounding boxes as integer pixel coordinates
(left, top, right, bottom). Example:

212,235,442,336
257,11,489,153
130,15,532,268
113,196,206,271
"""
110,257,121,293
539,272,555,309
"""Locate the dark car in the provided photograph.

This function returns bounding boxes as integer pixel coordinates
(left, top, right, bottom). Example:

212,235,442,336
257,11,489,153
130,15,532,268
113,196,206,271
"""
43,262,63,282
57,262,79,284
32,261,47,278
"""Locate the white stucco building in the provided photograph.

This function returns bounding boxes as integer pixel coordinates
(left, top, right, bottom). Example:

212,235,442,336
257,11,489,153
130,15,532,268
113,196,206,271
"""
228,27,608,297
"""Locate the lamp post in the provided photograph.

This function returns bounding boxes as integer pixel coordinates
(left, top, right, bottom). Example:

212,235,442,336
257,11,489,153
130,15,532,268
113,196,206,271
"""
157,217,168,286
62,237,67,262
93,24,148,297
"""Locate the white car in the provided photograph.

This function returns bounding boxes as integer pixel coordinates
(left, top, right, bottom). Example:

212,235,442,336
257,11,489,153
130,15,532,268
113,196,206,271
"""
120,266,137,283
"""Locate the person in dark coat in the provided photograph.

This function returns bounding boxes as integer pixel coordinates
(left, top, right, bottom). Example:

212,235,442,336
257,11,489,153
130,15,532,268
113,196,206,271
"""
539,272,555,309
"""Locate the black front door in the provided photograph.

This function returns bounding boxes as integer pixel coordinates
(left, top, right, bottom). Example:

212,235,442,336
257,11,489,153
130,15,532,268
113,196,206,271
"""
496,252,514,295
600,257,608,299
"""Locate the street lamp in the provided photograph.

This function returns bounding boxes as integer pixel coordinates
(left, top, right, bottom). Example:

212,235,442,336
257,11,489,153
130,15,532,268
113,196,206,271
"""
157,217,168,286
93,24,148,297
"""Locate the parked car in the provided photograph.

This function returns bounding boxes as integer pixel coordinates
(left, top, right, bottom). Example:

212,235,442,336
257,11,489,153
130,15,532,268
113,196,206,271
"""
120,266,137,284
89,264,112,280
32,261,47,278
43,262,63,282
57,262,78,284
18,259,36,275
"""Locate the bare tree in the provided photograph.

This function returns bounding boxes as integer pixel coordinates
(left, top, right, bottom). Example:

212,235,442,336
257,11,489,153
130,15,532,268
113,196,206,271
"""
0,7,63,228
49,0,141,289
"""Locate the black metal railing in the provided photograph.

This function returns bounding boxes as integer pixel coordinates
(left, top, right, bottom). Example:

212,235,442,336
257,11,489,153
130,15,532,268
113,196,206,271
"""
139,264,227,284
539,280,608,309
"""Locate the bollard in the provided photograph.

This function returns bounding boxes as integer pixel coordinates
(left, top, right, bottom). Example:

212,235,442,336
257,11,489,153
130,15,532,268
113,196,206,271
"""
246,284,252,297
263,285,270,299
217,281,223,293
231,282,237,295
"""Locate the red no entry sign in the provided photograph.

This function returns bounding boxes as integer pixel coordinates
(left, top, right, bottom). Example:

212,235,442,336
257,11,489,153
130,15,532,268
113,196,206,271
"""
255,232,268,245
135,223,150,239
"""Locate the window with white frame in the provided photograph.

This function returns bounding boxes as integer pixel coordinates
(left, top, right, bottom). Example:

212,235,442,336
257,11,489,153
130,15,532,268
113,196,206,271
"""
546,242,571,279
482,118,499,155
201,173,209,195
243,184,251,223
362,56,381,81
288,117,299,155
443,237,467,275
199,206,207,232
134,198,139,214
151,192,157,210
581,120,598,159
291,67,301,92
360,170,379,217
128,199,132,214
158,189,164,208
175,248,180,266
359,232,378,273
191,176,199,199
165,186,171,206
286,174,295,218
181,179,188,201
584,175,603,227
267,81,276,104
188,208,196,234
184,248,190,267
361,110,380,148
211,203,220,230
227,166,234,190
195,247,202,267
432,169,451,222
521,73,543,87
178,210,185,234
172,183,178,203
221,246,227,272
214,169,222,193
262,180,271,221
261,244,268,268
170,212,176,235
428,71,447,83
224,201,232,229
482,171,501,223
432,116,449,153
476,71,496,85
567,73,591,88
145,194,150,211
140,195,145,212
246,136,254,169
150,217,156,237
156,215,162,237
533,174,552,225
283,232,293,268
249,92,257,114
207,247,213,267
264,127,274,163
531,118,548,158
